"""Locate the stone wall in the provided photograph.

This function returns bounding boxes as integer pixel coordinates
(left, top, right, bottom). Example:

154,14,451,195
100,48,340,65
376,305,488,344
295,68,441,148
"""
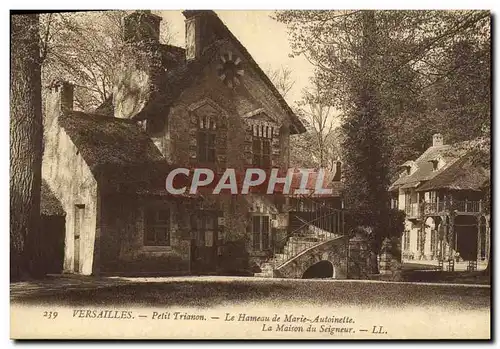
149,40,292,167
145,39,294,263
42,85,99,275
99,194,190,275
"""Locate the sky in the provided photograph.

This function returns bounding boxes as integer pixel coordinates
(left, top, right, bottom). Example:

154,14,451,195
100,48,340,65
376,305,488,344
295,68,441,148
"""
160,10,315,106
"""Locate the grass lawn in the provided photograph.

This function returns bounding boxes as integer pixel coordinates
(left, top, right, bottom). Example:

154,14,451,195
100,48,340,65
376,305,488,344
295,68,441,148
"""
11,277,490,310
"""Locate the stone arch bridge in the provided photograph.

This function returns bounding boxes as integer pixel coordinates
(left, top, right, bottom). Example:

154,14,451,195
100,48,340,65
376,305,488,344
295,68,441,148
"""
273,236,349,279
254,200,369,279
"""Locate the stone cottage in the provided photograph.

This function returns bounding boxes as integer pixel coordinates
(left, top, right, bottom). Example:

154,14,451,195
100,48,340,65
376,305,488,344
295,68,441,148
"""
42,10,344,276
389,133,490,270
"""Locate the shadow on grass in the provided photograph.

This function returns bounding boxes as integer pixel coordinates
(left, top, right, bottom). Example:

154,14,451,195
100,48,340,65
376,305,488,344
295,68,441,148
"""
12,278,491,310
403,270,490,285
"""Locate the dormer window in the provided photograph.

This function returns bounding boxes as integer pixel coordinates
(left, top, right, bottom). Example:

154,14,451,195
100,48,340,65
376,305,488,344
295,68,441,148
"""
429,155,444,172
399,160,416,176
189,98,228,165
430,160,438,171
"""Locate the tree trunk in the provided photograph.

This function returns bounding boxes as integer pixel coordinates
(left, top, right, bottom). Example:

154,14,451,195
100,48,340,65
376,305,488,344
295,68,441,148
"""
10,14,43,280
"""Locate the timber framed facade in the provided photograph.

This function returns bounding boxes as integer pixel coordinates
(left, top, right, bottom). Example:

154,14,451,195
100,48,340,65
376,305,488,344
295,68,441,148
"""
389,133,490,270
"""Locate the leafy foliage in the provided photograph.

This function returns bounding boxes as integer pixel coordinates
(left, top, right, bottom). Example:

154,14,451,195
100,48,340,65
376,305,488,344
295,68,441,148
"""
274,10,490,251
266,66,341,170
274,10,490,172
263,65,296,99
40,11,173,112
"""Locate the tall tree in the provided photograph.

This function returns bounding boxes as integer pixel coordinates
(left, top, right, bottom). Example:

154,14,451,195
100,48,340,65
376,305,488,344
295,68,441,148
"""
266,65,341,169
296,79,339,170
340,11,392,256
274,10,490,210
428,39,490,144
276,10,391,221
40,11,173,111
264,65,295,99
274,10,490,174
10,13,43,280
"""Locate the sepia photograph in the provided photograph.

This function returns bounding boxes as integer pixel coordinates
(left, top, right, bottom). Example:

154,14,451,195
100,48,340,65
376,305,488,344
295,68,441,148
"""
8,7,491,340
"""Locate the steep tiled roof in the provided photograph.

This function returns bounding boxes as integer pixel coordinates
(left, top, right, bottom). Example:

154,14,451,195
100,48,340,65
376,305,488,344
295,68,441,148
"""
389,141,472,192
152,41,222,111
416,153,489,192
59,111,165,172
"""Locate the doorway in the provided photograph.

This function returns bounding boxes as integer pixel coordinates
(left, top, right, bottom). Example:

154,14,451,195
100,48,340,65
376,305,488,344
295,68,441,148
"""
454,216,478,261
73,204,85,273
191,211,219,274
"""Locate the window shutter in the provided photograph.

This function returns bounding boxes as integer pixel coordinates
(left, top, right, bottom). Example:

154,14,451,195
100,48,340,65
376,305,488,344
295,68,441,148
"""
252,216,261,250
262,216,270,249
208,133,216,162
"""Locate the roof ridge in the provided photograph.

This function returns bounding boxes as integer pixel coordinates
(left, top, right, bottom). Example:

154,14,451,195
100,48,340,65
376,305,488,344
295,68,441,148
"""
64,110,138,125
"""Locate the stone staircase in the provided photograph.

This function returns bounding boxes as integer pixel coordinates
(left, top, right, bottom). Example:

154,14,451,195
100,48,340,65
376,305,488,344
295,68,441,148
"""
254,217,341,278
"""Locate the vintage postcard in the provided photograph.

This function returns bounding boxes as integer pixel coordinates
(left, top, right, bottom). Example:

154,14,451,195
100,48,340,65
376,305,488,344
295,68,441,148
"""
9,9,491,340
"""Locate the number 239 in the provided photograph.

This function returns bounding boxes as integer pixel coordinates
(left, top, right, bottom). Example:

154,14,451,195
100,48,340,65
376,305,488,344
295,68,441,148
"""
43,311,58,319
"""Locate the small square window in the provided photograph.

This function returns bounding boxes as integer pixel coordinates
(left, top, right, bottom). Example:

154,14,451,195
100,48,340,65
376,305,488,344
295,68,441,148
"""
144,208,170,246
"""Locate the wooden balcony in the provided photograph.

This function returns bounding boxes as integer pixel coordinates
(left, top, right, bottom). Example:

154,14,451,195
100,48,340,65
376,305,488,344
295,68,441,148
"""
405,200,483,218
423,200,483,215
454,200,483,214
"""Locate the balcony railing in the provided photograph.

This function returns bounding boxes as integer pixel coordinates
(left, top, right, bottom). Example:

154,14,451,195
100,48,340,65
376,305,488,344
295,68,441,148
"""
453,200,482,213
406,200,483,218
423,202,445,215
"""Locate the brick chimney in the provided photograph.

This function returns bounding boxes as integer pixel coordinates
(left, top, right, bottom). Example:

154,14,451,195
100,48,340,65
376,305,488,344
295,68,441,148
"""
432,133,444,147
47,80,74,113
333,160,342,181
182,10,222,61
44,80,74,131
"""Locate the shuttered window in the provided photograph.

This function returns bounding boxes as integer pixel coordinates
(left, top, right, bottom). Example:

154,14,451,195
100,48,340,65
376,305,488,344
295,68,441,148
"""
403,230,410,251
250,215,271,251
